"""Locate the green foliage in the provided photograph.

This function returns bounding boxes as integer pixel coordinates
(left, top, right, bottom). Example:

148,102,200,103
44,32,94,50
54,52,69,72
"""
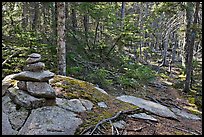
86,68,113,88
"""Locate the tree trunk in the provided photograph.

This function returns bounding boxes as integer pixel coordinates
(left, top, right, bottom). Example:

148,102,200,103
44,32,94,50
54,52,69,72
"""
57,2,66,76
121,2,125,29
83,12,90,50
71,2,77,32
32,2,39,31
183,2,199,93
22,2,28,29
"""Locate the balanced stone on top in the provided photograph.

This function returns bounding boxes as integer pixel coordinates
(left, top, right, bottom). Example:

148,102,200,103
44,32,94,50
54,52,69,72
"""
26,53,41,64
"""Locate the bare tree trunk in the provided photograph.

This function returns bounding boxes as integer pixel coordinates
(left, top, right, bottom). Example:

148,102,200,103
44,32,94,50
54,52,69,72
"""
183,2,199,93
83,13,90,50
32,2,39,31
22,2,28,29
57,2,66,76
71,2,77,32
121,2,125,29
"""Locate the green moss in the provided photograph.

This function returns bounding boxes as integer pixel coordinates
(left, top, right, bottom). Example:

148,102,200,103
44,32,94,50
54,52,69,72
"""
52,75,139,135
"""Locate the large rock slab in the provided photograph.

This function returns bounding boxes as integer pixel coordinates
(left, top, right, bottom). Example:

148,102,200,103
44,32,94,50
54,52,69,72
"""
24,62,45,72
128,113,158,122
116,95,177,119
7,87,46,109
12,70,55,82
2,112,18,135
18,106,83,135
2,95,29,130
170,108,201,120
27,82,56,99
8,107,29,130
56,98,86,112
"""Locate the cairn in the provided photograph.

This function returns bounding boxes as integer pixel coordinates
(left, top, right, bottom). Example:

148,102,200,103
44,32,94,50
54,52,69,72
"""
8,53,56,109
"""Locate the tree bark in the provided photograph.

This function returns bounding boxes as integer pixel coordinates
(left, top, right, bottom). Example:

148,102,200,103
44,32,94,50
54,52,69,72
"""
57,2,66,76
22,2,28,29
32,2,39,31
183,2,200,93
71,2,77,32
121,2,125,29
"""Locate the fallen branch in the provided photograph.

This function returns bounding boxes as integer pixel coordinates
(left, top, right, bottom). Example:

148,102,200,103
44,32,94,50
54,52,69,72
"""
90,108,143,135
90,111,122,135
2,50,21,67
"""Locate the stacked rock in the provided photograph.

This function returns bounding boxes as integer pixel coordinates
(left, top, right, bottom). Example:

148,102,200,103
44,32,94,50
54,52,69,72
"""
8,53,56,109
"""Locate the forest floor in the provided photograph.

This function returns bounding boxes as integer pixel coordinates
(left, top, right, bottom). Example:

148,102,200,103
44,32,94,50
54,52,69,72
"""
100,62,202,135
103,78,202,135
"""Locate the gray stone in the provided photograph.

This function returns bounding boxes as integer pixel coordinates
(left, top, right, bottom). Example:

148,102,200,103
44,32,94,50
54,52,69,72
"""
17,81,27,91
79,98,94,111
113,120,126,129
26,53,41,64
9,107,29,130
28,53,41,58
26,57,41,64
2,95,29,130
7,87,46,109
94,86,108,95
2,95,16,114
97,102,108,108
2,112,18,135
170,108,201,120
56,98,86,112
24,62,45,72
18,106,83,135
128,113,158,122
116,95,177,119
27,82,56,99
12,70,55,82
2,74,16,96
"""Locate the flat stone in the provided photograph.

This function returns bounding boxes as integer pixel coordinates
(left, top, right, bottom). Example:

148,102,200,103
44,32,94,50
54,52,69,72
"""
18,106,83,135
27,82,56,99
26,53,41,64
7,87,46,109
12,70,55,82
113,120,126,129
2,112,18,135
26,57,41,64
116,95,177,119
24,62,45,72
97,102,108,108
56,98,86,112
79,98,94,111
17,81,27,91
94,87,108,95
128,113,158,122
170,108,201,120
